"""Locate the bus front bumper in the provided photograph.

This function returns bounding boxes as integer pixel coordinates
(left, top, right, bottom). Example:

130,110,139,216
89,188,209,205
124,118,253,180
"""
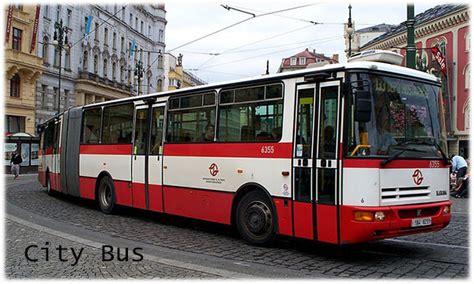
340,201,451,244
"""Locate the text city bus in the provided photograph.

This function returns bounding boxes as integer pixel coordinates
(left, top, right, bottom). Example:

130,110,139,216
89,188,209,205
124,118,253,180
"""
38,56,451,245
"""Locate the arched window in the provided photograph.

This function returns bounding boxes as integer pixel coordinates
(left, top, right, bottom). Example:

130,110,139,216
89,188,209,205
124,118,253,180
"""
147,74,151,93
157,79,162,92
64,50,71,70
112,61,116,80
83,51,88,71
42,36,49,64
103,58,108,77
465,32,470,52
10,74,20,97
120,64,124,83
93,54,98,73
465,104,470,130
464,64,470,89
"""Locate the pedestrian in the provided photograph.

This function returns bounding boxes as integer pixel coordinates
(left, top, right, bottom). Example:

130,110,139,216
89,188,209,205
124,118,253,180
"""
10,150,22,180
450,154,468,180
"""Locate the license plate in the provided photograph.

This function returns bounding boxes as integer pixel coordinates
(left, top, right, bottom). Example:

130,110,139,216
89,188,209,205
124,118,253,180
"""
411,217,432,227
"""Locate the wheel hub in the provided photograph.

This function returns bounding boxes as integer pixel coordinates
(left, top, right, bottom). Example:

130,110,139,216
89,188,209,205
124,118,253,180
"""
245,202,271,235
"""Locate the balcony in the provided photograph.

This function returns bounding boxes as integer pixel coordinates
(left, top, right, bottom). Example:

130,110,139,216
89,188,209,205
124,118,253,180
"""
78,71,133,92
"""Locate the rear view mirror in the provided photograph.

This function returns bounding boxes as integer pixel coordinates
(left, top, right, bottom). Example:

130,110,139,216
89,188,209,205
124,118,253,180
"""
354,90,372,122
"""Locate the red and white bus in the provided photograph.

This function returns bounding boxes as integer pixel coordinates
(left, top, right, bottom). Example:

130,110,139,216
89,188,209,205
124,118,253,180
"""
38,52,451,245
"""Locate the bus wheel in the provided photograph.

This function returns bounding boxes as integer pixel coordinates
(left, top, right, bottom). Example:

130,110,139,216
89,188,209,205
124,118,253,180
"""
236,191,276,245
98,176,116,214
45,171,54,196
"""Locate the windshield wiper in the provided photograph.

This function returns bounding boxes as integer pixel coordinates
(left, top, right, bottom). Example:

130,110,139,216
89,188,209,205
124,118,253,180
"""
398,138,449,165
380,147,426,167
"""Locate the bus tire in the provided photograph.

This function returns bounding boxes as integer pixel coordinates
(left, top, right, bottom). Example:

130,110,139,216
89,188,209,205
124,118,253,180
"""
98,176,116,214
236,191,276,245
46,171,54,196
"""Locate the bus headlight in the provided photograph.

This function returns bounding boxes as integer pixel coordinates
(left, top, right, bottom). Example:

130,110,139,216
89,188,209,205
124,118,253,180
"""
354,211,374,222
374,211,385,221
443,206,450,214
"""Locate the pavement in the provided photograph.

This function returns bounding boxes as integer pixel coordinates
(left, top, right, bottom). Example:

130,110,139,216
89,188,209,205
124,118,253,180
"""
4,174,470,279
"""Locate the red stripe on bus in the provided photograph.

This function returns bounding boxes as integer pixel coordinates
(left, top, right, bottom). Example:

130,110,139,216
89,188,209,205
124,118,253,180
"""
148,184,163,213
79,177,96,200
316,204,338,244
343,159,449,169
132,183,147,209
164,142,293,158
80,144,132,155
163,186,233,224
293,201,313,240
273,197,293,236
114,180,133,206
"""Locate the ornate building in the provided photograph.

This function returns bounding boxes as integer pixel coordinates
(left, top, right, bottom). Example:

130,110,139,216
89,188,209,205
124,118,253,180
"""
5,5,44,135
163,53,205,91
359,4,469,156
35,4,167,131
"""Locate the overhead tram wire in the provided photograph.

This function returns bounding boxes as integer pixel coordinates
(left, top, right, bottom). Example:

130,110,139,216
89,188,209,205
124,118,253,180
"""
143,2,321,75
196,23,317,69
196,35,342,71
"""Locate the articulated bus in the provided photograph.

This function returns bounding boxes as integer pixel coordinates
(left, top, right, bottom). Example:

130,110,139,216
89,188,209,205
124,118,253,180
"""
38,53,451,245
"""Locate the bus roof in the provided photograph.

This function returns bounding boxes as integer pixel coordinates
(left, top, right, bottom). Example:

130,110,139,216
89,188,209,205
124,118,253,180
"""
84,61,440,109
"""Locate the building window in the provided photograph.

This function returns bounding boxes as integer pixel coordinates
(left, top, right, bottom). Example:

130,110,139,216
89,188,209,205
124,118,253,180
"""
299,57,306,65
64,89,70,108
465,104,470,130
129,13,133,26
53,87,59,109
112,62,116,80
148,25,151,36
135,17,138,30
112,32,117,49
94,22,99,40
103,58,108,77
158,29,164,43
5,115,25,134
93,54,98,73
56,5,62,22
120,64,124,82
10,74,20,97
290,58,297,65
121,36,125,53
54,47,60,67
147,74,151,93
147,52,151,67
464,64,470,89
104,28,108,46
42,36,49,64
66,9,72,27
140,21,144,33
64,50,71,70
465,32,470,52
44,5,49,18
83,51,88,71
122,8,125,21
41,85,48,107
158,55,163,68
12,28,22,51
157,79,162,92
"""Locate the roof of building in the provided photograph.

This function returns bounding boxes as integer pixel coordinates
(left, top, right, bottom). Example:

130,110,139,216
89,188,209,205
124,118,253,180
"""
285,48,336,62
356,23,396,34
361,4,468,48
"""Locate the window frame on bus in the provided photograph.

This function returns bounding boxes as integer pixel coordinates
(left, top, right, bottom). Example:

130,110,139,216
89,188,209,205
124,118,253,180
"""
101,102,134,145
216,82,285,143
166,91,217,144
80,106,103,145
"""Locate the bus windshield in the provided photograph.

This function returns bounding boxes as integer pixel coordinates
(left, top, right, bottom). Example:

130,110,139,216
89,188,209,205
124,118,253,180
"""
346,73,448,159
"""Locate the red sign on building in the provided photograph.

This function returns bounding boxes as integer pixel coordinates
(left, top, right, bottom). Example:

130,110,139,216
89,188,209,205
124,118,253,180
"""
430,46,447,76
5,5,13,44
30,5,41,53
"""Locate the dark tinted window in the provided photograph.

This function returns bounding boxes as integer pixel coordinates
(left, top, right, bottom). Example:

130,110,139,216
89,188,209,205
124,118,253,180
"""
82,108,102,144
102,104,133,144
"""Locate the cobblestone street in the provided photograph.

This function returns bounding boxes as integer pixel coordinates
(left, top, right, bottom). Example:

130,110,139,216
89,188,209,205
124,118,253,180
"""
5,175,470,279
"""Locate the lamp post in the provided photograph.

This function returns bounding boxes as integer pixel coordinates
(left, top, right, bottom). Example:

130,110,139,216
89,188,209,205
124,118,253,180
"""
134,60,144,96
346,4,354,58
52,19,69,114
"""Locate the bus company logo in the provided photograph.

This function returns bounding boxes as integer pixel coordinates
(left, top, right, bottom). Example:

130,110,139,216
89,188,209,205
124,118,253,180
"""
412,169,424,185
209,163,219,176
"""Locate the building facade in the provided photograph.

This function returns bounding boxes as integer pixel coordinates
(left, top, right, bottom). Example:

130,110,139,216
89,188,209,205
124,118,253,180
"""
163,53,206,91
5,5,44,135
35,4,167,131
344,23,395,56
359,4,470,156
278,48,339,73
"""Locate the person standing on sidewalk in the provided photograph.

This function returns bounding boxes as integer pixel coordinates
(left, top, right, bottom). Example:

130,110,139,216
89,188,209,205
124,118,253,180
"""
10,151,22,180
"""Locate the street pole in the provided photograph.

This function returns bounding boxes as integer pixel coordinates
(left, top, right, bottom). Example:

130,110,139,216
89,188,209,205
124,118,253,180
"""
134,59,143,96
347,4,354,58
53,19,68,114
406,3,416,69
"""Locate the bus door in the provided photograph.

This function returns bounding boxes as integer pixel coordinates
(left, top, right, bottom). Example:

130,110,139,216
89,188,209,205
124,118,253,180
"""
293,84,317,240
292,81,341,243
314,81,340,244
132,103,166,212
